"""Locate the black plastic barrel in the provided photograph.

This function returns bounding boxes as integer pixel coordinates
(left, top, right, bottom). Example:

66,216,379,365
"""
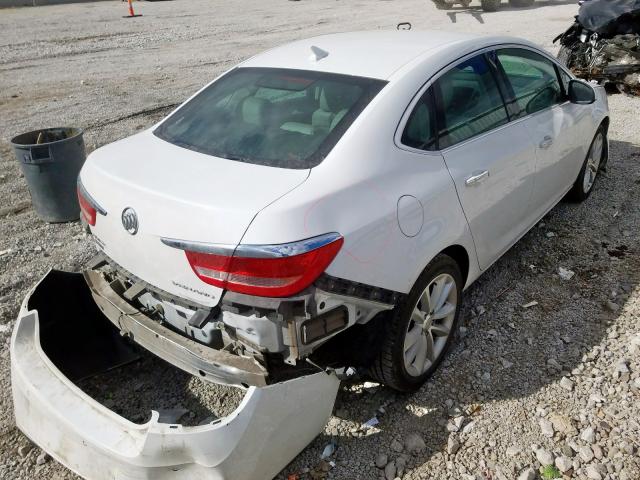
10,127,86,223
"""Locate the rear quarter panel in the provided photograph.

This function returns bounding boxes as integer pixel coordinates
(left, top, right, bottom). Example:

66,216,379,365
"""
592,84,610,130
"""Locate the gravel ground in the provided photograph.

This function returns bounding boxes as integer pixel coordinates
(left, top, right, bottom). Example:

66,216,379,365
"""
1,1,639,479
77,348,246,427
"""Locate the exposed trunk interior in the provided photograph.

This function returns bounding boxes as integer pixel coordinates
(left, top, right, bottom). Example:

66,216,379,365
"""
27,271,244,426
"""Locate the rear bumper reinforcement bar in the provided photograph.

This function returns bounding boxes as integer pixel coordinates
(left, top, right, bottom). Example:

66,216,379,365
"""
83,269,268,388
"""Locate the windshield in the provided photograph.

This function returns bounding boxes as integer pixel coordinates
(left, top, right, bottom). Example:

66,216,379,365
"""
154,68,386,169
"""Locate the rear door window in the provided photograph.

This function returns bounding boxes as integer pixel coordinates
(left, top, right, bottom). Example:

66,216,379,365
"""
154,68,386,169
434,55,509,149
496,48,563,118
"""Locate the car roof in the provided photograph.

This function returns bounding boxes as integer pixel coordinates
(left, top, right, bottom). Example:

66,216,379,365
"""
240,30,536,80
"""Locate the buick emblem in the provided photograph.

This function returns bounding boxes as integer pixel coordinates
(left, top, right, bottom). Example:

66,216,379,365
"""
121,207,138,235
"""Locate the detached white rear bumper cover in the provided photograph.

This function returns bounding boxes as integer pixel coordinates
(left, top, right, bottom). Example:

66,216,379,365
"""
11,272,340,480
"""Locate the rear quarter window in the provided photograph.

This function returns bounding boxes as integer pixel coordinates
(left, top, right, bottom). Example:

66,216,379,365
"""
401,89,437,151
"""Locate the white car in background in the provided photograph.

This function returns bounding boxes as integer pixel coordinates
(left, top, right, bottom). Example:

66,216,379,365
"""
12,31,608,479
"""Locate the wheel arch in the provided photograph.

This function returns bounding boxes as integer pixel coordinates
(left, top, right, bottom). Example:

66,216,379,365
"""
439,244,470,287
598,116,610,166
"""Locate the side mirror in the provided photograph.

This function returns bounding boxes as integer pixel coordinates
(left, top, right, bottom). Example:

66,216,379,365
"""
568,79,596,104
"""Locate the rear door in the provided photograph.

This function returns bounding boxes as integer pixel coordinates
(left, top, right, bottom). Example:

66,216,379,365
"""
437,53,538,270
495,48,589,217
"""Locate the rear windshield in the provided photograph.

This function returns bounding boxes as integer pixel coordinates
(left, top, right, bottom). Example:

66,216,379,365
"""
154,68,386,169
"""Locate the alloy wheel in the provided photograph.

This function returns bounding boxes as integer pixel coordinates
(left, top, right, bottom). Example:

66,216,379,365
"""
403,273,457,377
583,131,604,194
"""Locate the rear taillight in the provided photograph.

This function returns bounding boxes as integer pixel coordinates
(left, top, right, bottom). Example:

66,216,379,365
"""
78,187,96,225
77,179,106,226
163,233,344,297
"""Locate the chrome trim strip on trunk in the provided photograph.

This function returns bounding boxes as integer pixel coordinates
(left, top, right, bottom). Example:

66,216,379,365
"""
160,237,235,256
161,232,343,258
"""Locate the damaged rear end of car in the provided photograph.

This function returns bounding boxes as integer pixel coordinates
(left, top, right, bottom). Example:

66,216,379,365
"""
10,218,391,480
11,65,394,479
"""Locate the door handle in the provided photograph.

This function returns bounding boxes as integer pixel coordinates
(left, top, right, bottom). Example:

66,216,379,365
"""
539,136,553,149
465,170,489,186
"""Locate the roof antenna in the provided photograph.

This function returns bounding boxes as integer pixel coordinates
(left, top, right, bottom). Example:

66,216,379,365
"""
309,45,329,62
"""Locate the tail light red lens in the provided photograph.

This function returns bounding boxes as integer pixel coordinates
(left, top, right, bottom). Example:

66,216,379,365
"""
77,187,97,226
183,234,344,297
77,179,106,226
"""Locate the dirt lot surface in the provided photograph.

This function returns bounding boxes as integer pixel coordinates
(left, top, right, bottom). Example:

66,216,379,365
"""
1,1,639,479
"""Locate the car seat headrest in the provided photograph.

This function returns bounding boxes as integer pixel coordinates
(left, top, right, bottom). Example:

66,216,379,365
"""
318,83,361,112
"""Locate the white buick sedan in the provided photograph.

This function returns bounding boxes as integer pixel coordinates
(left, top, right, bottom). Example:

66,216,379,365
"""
12,31,610,480
75,31,608,392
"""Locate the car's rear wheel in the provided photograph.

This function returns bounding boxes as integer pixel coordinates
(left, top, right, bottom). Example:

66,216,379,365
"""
568,126,606,202
369,254,462,392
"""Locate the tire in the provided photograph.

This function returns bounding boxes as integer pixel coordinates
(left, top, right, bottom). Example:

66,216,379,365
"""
557,45,573,68
369,254,462,392
508,0,534,6
481,0,501,11
567,126,607,202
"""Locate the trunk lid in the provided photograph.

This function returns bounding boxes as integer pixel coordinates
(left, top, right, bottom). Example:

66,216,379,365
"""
80,131,309,307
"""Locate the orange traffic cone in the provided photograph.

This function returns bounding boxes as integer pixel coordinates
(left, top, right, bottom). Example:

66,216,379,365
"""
123,0,142,18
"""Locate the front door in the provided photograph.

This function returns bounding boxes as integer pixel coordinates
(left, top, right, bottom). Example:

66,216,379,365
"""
495,48,590,217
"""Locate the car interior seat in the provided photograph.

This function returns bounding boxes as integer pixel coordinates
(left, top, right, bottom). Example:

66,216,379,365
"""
279,82,361,136
311,82,361,134
241,96,273,127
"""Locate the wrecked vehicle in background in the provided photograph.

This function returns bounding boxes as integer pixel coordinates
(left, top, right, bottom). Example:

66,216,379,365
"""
555,0,640,95
433,0,535,12
432,0,536,13
12,30,609,479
